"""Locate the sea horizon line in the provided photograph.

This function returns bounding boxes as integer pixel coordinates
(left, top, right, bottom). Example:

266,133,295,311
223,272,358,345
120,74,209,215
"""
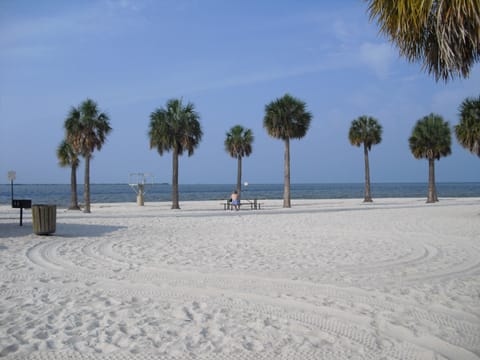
2,181,479,186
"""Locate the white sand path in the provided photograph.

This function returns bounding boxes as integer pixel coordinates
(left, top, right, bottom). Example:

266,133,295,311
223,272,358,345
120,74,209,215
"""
0,198,479,359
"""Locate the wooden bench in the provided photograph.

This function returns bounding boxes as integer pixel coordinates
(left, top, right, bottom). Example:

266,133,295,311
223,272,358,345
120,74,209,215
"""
223,200,262,210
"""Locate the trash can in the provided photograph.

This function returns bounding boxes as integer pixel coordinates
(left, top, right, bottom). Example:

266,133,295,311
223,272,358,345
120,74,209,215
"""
32,204,56,235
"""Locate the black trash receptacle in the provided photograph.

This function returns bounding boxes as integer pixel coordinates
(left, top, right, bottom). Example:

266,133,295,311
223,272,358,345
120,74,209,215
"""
32,205,56,235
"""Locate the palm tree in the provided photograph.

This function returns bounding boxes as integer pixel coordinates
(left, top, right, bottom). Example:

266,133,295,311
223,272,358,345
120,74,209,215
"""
455,95,480,157
65,99,112,213
56,139,81,210
264,93,312,208
349,116,383,202
149,98,202,209
409,114,451,203
365,0,480,81
225,125,254,199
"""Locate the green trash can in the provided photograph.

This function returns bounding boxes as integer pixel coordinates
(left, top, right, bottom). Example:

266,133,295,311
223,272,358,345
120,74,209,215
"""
32,204,56,235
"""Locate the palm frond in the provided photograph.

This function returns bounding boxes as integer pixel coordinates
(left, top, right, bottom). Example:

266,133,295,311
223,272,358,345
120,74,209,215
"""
349,115,383,150
409,113,452,160
455,95,480,156
366,0,480,81
225,125,254,159
148,98,202,157
263,94,312,140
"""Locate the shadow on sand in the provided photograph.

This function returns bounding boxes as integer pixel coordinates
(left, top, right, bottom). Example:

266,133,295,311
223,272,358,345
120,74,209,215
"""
55,223,126,238
0,222,125,239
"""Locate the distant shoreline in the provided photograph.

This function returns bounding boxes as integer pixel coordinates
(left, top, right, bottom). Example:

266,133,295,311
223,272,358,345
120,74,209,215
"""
2,183,479,208
2,181,479,186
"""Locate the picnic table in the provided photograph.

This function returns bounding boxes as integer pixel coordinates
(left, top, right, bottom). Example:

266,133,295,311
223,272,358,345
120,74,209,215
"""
223,199,262,210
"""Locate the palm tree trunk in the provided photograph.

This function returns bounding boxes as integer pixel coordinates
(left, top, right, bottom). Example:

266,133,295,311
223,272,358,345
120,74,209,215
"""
284,138,291,208
236,155,242,200
363,144,372,202
69,164,80,210
84,155,91,213
427,158,436,203
172,148,180,209
432,159,438,202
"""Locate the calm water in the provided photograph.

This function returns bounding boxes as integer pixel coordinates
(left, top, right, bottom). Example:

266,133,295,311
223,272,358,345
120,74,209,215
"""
1,183,479,208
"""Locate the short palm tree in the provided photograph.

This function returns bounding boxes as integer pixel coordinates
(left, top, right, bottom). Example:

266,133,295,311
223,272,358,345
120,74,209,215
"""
366,0,480,81
65,99,112,213
455,95,480,157
349,116,383,202
56,139,81,210
264,94,312,208
149,98,202,209
409,114,451,203
225,125,254,199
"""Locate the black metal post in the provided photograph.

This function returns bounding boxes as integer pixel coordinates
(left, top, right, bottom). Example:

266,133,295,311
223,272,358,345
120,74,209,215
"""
19,208,23,226
11,179,13,206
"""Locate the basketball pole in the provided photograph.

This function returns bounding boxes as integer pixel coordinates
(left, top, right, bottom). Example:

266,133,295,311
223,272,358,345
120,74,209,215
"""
128,173,153,206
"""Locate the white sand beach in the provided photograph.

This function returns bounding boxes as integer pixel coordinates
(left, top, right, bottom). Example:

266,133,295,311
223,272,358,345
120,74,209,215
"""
0,198,479,359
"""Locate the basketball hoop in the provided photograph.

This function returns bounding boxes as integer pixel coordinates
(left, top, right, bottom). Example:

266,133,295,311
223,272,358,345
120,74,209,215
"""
128,173,154,206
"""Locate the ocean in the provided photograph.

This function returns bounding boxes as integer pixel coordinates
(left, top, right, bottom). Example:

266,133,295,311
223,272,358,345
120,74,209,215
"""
1,183,479,208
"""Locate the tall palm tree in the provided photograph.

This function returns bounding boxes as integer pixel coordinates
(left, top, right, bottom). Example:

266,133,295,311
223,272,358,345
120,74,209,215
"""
264,93,312,208
65,99,112,213
409,113,451,203
349,116,383,202
365,0,480,81
455,95,480,157
56,139,81,210
225,125,254,199
149,98,202,209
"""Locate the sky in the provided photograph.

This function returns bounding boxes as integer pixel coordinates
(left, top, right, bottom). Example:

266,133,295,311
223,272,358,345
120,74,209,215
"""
0,0,479,185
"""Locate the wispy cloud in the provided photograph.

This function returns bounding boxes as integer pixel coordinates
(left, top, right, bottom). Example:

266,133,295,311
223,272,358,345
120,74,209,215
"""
0,7,99,58
105,0,148,12
0,2,149,61
332,20,351,43
359,42,395,79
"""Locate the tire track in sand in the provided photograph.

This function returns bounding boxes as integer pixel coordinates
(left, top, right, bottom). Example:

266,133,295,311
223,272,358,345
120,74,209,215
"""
19,237,480,359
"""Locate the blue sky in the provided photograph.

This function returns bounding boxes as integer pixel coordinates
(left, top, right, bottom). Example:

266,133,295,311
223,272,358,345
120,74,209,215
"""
1,0,478,185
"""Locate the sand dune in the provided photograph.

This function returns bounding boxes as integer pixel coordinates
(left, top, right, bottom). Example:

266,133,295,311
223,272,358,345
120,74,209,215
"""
1,198,479,359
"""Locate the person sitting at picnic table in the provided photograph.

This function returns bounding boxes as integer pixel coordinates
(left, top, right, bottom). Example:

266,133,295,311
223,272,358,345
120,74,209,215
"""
231,190,240,211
